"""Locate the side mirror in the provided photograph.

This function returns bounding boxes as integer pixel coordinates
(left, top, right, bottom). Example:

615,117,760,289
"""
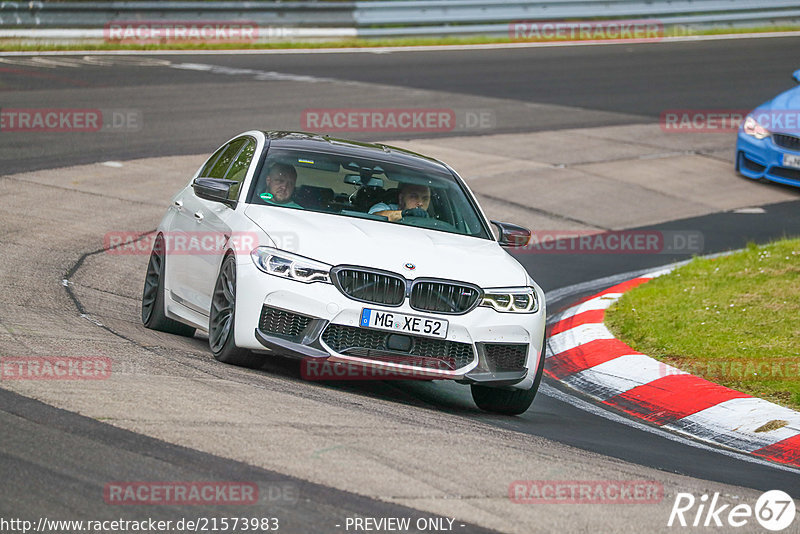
491,220,531,247
192,177,237,208
793,69,800,84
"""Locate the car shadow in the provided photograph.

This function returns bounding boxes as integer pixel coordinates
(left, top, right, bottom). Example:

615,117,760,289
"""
250,354,489,415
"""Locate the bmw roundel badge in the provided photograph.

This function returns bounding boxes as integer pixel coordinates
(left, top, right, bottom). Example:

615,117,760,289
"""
404,262,416,271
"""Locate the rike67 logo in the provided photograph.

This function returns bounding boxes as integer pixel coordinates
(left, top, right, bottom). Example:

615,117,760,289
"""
668,490,796,531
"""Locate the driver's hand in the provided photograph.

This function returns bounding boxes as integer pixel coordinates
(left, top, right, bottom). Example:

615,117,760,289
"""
401,207,429,218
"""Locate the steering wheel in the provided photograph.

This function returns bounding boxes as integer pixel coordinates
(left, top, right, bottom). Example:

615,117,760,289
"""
399,216,457,232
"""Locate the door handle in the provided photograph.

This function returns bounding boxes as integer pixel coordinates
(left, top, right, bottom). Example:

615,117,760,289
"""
194,211,204,222
173,199,183,210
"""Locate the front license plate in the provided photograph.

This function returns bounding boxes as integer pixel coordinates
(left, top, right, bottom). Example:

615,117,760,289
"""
783,154,800,169
360,309,448,339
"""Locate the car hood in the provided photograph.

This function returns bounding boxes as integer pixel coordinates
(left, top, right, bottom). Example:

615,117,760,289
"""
755,85,800,112
244,205,530,287
751,85,800,134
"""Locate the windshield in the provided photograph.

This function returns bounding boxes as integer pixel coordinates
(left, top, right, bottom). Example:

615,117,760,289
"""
247,148,491,239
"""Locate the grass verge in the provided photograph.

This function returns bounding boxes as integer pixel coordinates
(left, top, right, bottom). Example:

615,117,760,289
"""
1,25,800,52
605,238,800,411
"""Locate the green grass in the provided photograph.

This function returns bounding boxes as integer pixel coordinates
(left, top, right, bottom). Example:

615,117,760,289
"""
605,238,800,411
0,36,508,52
2,25,800,52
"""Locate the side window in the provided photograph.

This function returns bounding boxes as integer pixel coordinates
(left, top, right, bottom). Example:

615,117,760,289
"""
223,138,256,200
206,138,248,179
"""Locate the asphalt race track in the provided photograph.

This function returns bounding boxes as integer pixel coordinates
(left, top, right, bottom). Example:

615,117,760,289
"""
3,37,800,175
2,37,800,533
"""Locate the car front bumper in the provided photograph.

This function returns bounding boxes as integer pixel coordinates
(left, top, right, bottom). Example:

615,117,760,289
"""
736,131,800,188
233,258,546,390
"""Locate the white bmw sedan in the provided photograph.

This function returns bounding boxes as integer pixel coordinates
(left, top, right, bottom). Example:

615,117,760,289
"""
142,131,546,414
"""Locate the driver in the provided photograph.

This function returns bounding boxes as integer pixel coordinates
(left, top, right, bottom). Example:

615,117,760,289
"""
369,183,431,222
261,162,303,209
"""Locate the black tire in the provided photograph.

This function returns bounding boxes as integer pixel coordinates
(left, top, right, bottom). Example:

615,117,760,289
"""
471,332,547,415
141,234,196,337
209,255,263,369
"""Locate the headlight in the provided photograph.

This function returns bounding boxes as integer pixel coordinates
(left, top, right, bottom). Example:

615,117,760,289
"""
250,247,331,284
743,115,770,140
480,287,538,313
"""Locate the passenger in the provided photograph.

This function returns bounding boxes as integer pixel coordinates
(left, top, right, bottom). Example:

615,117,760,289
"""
369,183,431,222
261,163,302,209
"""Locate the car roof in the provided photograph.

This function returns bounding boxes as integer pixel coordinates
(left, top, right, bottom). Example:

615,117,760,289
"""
261,131,453,176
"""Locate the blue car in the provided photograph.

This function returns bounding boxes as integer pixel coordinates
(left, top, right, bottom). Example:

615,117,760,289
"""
736,69,800,188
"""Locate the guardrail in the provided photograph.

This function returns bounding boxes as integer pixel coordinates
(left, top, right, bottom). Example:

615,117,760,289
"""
0,2,355,28
0,0,799,40
357,0,800,37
